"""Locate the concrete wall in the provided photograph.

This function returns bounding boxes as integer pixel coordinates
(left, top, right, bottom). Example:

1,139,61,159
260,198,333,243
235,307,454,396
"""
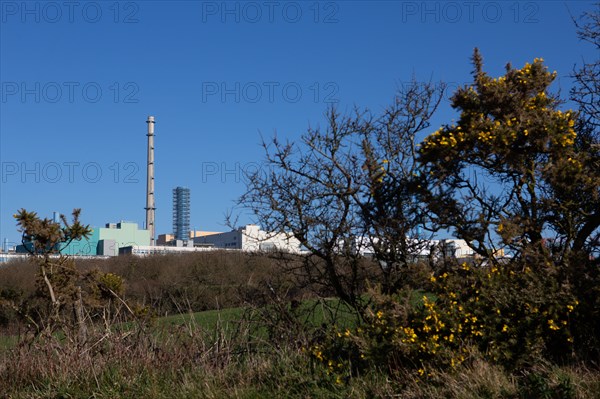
158,231,220,245
97,239,118,256
194,225,302,253
195,230,242,249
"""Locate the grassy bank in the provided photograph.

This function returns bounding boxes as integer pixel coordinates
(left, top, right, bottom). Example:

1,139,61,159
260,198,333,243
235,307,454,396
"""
2,299,600,398
3,334,599,399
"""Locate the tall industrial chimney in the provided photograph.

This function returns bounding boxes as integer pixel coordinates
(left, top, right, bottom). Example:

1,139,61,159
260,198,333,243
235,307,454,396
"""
145,116,156,246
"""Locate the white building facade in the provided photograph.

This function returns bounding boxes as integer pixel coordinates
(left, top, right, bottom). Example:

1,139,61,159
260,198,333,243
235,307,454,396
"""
119,245,218,256
342,236,475,259
193,224,303,253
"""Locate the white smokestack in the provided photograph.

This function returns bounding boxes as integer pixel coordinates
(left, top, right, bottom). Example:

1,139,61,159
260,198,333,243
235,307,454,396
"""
145,116,156,246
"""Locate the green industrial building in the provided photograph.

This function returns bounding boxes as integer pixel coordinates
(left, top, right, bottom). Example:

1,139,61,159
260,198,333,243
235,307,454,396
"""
17,221,151,256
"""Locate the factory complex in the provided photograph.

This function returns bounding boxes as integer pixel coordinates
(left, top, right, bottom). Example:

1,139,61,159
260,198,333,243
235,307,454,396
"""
3,116,303,260
2,116,484,261
11,221,302,257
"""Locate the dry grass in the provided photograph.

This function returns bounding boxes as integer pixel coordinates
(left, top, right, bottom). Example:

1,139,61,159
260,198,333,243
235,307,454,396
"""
2,315,600,399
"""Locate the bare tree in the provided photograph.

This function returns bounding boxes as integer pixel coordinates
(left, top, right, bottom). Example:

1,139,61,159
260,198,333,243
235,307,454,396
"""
570,5,600,258
240,82,444,310
571,4,600,130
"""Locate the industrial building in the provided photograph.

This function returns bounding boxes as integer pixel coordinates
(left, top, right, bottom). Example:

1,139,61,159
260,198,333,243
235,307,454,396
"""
157,231,221,246
8,117,301,258
16,220,151,256
119,244,217,256
93,221,152,255
193,224,303,253
343,237,475,260
173,187,191,242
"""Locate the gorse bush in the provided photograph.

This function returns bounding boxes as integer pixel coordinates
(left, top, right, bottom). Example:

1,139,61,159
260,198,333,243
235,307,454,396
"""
426,259,581,369
310,259,585,380
416,52,599,365
309,52,599,383
310,288,466,379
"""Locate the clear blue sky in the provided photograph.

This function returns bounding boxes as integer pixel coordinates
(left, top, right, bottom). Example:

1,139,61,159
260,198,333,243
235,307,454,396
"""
0,1,597,248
